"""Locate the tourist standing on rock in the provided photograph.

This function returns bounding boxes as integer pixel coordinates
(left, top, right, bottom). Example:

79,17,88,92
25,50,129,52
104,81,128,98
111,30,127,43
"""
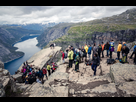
134,43,136,65
38,69,44,83
84,44,88,60
101,42,105,58
91,53,100,76
92,44,98,59
79,48,83,63
130,43,136,59
117,42,122,60
88,44,92,61
42,68,48,80
121,45,129,63
68,48,74,68
98,44,102,59
60,50,65,64
105,42,110,57
109,40,114,59
75,50,80,72
81,46,86,62
47,63,51,76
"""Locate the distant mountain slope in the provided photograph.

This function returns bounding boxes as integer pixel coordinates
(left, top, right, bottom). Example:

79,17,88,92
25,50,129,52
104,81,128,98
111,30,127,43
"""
0,25,41,63
37,8,136,50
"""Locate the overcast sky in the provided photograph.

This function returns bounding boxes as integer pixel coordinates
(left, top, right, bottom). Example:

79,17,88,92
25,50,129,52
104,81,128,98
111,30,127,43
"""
0,6,136,24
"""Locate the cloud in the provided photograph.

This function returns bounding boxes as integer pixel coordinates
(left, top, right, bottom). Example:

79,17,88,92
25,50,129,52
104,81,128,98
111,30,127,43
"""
0,6,135,24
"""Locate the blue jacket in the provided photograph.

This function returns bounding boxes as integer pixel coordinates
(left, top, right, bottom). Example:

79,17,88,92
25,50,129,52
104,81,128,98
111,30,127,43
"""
134,45,136,51
88,47,92,54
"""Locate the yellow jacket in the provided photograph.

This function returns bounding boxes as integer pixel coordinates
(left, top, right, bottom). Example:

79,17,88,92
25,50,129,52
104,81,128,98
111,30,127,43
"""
68,50,74,60
84,45,88,53
47,65,51,70
117,44,122,52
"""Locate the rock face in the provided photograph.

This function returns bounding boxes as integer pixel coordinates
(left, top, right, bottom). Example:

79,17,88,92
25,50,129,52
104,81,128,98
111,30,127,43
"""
0,61,17,97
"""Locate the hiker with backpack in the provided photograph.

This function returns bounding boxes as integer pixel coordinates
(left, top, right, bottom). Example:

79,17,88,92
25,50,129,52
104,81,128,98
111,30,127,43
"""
117,42,122,60
92,43,98,58
101,42,105,58
121,45,129,63
98,44,102,59
91,53,100,76
79,48,83,63
105,42,110,57
38,69,44,83
68,48,74,68
109,40,115,59
134,43,136,65
130,43,136,59
42,67,48,80
88,44,92,61
60,50,65,64
81,46,86,62
75,50,80,72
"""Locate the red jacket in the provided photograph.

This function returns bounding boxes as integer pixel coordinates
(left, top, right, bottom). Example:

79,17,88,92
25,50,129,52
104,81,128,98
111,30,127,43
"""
42,68,47,74
62,52,65,60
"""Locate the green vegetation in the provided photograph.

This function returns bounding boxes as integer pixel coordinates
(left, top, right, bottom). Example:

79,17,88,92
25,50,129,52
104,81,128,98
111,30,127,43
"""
53,24,136,43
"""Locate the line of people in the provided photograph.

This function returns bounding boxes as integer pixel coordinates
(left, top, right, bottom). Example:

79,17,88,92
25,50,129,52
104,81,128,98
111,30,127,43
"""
21,61,58,85
61,40,136,76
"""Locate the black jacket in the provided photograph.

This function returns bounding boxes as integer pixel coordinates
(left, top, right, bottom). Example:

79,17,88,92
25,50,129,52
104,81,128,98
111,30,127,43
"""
92,56,100,65
122,46,129,55
98,46,102,53
105,43,110,50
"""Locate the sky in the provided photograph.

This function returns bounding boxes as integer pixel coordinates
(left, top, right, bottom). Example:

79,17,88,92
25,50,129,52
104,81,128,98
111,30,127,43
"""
0,6,136,24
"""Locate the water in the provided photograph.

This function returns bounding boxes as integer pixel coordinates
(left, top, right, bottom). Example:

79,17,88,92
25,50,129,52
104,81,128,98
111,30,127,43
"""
4,36,41,75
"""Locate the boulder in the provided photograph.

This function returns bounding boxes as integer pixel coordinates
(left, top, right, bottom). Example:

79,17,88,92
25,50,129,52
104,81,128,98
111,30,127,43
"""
2,69,9,76
0,83,5,97
110,63,136,85
12,73,23,83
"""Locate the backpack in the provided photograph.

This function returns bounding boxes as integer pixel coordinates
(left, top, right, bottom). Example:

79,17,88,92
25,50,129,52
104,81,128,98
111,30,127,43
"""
76,55,80,61
107,59,116,65
110,46,114,52
38,71,43,78
64,52,67,58
134,47,136,54
120,54,127,63
80,51,83,57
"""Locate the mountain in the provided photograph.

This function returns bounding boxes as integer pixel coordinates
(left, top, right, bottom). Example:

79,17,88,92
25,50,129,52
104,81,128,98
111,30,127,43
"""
0,25,41,63
37,8,136,51
4,22,60,31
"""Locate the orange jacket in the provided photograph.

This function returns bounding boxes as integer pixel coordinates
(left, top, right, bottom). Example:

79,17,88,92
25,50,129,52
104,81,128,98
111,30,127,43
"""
101,44,105,51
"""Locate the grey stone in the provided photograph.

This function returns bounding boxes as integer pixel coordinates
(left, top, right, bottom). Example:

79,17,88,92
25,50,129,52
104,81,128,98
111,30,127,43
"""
2,69,9,76
12,73,23,83
0,88,5,97
110,63,136,85
69,89,75,94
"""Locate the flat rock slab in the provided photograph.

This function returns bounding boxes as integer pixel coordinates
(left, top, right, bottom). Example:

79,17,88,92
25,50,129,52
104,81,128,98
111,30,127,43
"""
18,46,61,71
110,63,136,85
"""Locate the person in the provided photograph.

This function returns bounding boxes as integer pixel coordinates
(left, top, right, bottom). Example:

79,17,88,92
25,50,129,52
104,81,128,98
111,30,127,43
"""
101,42,105,58
79,48,83,63
47,63,51,76
130,43,136,59
54,43,56,48
134,44,136,65
88,44,92,61
117,42,122,60
50,43,54,49
25,75,29,84
105,42,110,57
92,44,98,59
121,45,129,63
60,50,65,64
109,40,114,59
91,53,100,76
98,44,102,59
28,72,33,84
42,68,48,80
122,42,126,46
84,44,88,60
38,69,43,83
32,69,36,82
81,46,86,61
68,48,74,68
75,51,80,72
